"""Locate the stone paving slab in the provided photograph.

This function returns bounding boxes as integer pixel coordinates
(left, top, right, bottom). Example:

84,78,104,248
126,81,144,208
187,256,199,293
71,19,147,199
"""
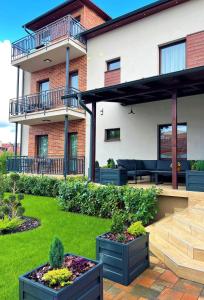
104,255,204,300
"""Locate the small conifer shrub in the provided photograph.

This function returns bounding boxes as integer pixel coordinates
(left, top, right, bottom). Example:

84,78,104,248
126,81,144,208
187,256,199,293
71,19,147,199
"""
49,237,64,269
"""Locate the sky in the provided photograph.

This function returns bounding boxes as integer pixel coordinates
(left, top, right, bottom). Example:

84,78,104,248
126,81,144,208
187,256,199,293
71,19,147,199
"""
0,0,156,143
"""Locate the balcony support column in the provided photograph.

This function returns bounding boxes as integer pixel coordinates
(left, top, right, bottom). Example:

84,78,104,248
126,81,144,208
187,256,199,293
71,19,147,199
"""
20,70,25,156
64,115,69,179
172,90,178,189
65,47,70,100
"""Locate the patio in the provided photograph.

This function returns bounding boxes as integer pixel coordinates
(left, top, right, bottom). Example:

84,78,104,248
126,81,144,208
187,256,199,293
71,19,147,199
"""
104,254,204,300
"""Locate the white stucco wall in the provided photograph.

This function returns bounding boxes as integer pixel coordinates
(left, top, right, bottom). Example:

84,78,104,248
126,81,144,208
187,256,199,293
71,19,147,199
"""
87,0,204,89
85,0,204,172
94,95,204,166
21,71,31,156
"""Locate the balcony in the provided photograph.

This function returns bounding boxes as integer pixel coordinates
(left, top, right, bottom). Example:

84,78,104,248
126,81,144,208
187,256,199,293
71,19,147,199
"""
7,156,85,176
9,87,85,125
11,15,87,72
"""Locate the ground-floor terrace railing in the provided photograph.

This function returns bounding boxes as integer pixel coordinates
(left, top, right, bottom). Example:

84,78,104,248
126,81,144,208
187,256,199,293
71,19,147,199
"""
6,156,85,176
9,87,80,117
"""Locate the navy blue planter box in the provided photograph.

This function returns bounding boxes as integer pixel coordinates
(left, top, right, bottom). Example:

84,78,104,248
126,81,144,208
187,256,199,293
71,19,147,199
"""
19,254,103,300
186,171,204,192
96,168,128,186
96,234,149,286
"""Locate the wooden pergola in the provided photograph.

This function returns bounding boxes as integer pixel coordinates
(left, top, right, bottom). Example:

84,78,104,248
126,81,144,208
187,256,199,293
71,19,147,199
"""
80,66,204,189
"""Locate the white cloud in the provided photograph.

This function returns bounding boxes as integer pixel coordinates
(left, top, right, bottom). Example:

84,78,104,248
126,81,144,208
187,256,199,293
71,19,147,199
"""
0,40,17,143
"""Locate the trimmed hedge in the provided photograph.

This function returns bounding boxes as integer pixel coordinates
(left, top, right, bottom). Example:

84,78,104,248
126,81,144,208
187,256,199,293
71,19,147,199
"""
1,174,160,225
58,182,160,225
2,174,87,198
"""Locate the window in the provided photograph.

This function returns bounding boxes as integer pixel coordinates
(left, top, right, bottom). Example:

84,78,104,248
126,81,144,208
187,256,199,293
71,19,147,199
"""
37,135,48,157
74,15,81,22
69,71,79,90
107,58,120,71
159,124,187,160
160,41,186,74
105,128,120,141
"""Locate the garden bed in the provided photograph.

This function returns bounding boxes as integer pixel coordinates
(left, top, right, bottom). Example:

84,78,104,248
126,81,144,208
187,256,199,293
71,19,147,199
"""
0,216,40,235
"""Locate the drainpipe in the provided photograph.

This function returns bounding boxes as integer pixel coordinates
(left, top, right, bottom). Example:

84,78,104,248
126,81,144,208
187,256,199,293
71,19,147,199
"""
77,94,94,182
20,70,25,157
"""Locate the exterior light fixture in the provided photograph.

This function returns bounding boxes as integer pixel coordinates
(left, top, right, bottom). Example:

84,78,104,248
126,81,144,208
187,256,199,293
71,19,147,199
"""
43,59,52,63
128,106,135,115
100,108,104,115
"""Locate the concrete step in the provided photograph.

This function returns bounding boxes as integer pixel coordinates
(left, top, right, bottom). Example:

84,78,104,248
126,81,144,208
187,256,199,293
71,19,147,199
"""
153,220,204,262
149,230,204,284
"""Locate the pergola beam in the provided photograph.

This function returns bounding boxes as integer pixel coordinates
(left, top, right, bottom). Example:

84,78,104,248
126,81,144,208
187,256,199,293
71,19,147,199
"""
172,90,178,189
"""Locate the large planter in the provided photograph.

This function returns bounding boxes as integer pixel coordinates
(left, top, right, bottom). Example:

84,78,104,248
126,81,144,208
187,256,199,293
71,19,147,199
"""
96,168,127,186
96,233,149,286
19,254,103,300
186,170,204,192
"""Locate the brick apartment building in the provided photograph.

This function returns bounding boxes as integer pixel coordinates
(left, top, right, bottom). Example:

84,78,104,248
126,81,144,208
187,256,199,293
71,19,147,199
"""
9,0,110,175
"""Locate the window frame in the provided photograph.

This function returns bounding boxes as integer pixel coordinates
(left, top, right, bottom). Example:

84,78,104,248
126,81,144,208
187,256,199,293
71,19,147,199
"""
69,71,79,90
106,58,121,72
105,128,121,142
158,123,187,160
159,40,186,75
38,79,50,93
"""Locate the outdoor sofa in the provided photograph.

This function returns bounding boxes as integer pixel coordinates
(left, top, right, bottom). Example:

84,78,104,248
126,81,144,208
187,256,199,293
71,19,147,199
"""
117,159,190,184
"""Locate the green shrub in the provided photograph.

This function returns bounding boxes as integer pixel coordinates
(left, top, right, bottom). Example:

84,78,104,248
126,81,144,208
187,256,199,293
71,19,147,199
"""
58,182,159,226
42,268,72,287
0,193,25,219
49,237,64,269
127,221,146,237
110,210,126,234
192,161,204,171
0,216,23,233
0,152,13,174
107,159,116,169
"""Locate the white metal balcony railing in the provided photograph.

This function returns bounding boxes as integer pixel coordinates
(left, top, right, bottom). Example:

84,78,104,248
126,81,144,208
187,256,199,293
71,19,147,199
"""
9,87,81,117
11,15,86,61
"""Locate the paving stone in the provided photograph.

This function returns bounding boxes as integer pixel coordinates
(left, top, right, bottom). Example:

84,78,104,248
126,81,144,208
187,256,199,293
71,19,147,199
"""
158,288,184,300
160,270,179,285
151,281,166,293
131,284,160,299
153,266,166,274
142,269,162,279
103,279,114,291
174,279,203,296
107,286,123,298
181,294,199,300
133,276,155,288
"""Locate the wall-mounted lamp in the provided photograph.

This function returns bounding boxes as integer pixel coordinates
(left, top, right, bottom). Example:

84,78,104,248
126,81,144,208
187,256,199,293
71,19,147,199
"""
100,108,104,116
128,106,135,115
43,58,52,63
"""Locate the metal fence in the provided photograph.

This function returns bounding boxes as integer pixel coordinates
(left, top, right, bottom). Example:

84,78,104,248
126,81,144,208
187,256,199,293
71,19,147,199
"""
9,87,80,116
7,156,85,175
11,15,86,61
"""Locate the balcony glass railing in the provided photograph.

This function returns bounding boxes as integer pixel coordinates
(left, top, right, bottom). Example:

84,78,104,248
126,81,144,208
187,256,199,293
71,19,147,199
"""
11,15,86,61
9,87,81,116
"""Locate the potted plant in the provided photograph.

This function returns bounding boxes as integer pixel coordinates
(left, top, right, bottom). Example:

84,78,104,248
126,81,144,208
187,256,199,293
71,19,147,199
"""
186,160,204,192
96,159,127,186
19,237,103,300
96,211,149,286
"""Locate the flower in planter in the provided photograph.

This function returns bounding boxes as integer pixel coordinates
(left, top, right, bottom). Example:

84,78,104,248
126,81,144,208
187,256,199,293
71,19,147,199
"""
42,268,72,287
127,221,146,237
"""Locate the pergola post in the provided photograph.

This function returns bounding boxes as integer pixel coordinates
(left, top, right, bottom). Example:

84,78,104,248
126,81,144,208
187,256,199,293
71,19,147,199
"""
172,90,178,189
64,115,69,179
91,102,96,182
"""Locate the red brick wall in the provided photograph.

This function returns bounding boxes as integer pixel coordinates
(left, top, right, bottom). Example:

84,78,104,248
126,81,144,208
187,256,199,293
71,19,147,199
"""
82,6,106,29
187,31,204,68
31,56,87,93
104,69,121,87
28,120,85,157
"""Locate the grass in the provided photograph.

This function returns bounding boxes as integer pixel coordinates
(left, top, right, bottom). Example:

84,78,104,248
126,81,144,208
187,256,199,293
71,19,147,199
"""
0,195,111,300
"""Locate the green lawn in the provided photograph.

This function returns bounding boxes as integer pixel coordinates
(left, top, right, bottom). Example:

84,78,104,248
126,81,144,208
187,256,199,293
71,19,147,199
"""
0,195,111,300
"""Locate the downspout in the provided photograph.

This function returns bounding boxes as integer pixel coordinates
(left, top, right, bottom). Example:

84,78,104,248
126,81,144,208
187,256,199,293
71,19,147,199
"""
77,94,93,182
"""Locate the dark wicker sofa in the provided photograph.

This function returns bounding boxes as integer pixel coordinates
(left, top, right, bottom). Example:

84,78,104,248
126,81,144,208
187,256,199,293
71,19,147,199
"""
117,159,190,184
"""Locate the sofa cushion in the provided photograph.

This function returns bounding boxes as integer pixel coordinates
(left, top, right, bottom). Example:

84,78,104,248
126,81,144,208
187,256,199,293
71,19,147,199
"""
142,160,157,171
117,159,142,171
128,170,150,177
157,160,171,171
